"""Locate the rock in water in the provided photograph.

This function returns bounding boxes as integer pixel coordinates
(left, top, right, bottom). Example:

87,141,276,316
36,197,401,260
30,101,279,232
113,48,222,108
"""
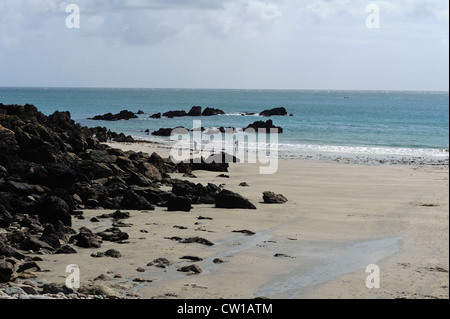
202,107,225,116
188,106,202,116
215,189,256,209
259,107,288,117
262,191,288,204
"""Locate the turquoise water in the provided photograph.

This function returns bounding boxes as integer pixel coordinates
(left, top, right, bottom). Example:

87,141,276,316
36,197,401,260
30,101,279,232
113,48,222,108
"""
1,87,448,163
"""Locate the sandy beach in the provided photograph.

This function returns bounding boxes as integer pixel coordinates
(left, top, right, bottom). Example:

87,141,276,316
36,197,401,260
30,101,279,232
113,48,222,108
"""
31,141,449,299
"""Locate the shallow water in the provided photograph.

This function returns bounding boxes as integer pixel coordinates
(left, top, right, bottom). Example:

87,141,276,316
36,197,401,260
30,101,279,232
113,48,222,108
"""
255,236,403,298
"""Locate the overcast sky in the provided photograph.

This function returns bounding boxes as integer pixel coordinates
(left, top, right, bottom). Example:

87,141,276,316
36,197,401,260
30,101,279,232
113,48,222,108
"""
0,0,448,91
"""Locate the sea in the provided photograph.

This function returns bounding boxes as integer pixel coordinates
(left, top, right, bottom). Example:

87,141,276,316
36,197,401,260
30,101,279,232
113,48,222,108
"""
0,87,448,165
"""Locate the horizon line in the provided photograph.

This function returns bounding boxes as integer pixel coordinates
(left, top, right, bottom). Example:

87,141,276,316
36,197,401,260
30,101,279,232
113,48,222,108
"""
0,86,448,93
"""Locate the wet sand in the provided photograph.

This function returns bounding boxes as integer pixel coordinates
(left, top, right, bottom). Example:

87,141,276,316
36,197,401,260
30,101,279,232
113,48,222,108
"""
32,142,449,299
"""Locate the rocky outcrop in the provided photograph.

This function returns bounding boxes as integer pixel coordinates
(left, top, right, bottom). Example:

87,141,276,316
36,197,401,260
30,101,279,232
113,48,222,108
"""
262,191,288,204
89,110,138,121
259,107,287,117
163,110,187,118
215,189,256,209
245,120,283,133
188,106,202,116
202,107,225,116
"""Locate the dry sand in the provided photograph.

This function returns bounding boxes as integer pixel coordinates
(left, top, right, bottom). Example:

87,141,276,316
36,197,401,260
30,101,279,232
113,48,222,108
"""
32,142,449,299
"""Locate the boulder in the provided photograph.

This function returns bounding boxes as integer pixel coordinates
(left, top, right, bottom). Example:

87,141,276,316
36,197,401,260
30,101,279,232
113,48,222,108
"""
69,227,102,248
163,110,187,118
0,260,15,283
188,106,202,116
202,107,225,116
35,196,72,227
215,189,256,209
259,107,288,117
120,190,155,211
89,110,138,121
177,264,202,274
167,195,192,212
150,113,161,119
262,191,288,204
245,120,283,133
97,227,129,242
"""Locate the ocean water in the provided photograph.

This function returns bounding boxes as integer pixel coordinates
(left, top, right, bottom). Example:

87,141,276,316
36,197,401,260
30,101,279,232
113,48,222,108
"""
0,87,448,165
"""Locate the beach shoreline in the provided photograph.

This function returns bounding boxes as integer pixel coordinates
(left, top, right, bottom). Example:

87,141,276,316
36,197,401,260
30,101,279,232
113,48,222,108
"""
27,141,449,299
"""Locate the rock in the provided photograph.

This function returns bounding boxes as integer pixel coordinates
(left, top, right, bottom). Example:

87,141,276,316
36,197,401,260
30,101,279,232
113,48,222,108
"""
163,110,187,118
0,242,25,260
188,106,202,116
147,258,171,268
180,237,214,246
69,227,102,248
97,227,129,242
137,110,145,115
35,195,72,227
259,107,288,117
20,235,55,252
177,264,202,274
78,284,121,298
180,256,203,262
55,245,78,254
121,190,155,211
89,110,138,121
94,274,111,281
213,258,224,264
215,189,256,209
17,261,41,273
150,113,161,119
262,191,288,204
167,195,192,212
0,204,13,228
216,174,229,178
239,182,249,187
202,107,225,116
3,287,27,296
104,249,121,258
41,283,73,294
0,260,15,283
245,120,283,133
232,230,255,236
0,181,45,196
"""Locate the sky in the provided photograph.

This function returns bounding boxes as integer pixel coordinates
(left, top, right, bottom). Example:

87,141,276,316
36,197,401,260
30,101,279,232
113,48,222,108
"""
0,0,448,91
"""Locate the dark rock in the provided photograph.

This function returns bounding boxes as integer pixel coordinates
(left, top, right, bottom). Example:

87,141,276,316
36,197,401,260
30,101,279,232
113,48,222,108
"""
0,260,15,283
114,133,135,143
20,235,55,252
217,174,229,178
152,127,187,137
17,261,41,273
245,120,283,133
35,196,72,227
137,110,145,115
89,110,138,121
232,230,256,236
0,181,45,196
180,237,214,246
178,264,202,274
147,258,171,268
163,110,187,118
239,182,249,187
0,204,13,228
202,107,225,116
215,189,256,209
0,242,25,260
55,245,78,254
167,195,192,212
69,227,102,248
180,256,203,261
150,113,161,119
213,258,224,264
104,249,121,258
97,227,129,242
260,107,287,117
121,190,155,211
188,106,202,116
262,191,288,204
42,283,73,294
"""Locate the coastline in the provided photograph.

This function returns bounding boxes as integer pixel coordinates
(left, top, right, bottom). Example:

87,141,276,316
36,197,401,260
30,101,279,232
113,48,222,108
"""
28,141,449,299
